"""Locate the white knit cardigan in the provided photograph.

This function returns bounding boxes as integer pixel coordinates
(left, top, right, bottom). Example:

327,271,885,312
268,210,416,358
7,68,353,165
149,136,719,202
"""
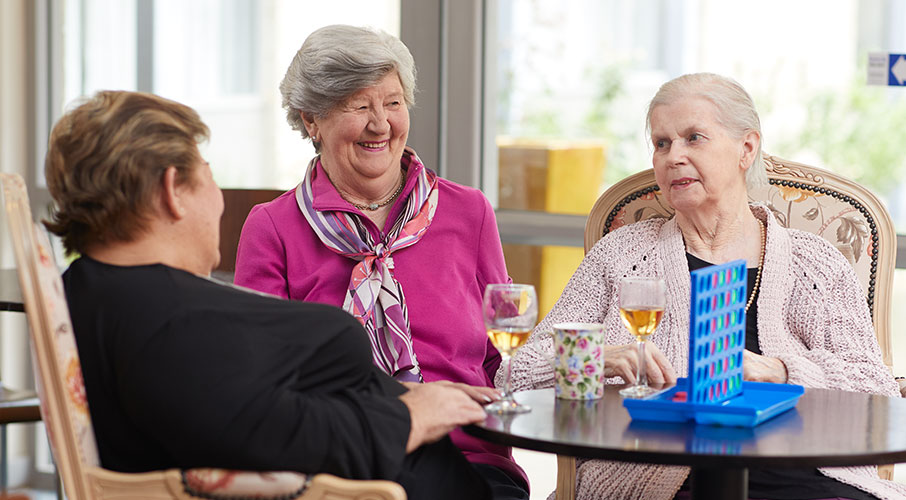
504,204,905,500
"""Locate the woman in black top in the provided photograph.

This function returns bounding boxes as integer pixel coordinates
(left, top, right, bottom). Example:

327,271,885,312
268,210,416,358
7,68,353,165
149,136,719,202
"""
43,90,493,500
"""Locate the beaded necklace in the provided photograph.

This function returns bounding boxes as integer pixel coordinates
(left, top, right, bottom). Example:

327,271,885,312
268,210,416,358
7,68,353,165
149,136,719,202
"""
745,218,766,313
334,171,406,211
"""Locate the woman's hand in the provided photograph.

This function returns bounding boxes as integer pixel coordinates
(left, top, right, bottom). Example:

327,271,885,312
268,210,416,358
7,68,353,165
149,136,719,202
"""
401,381,501,404
743,350,788,383
398,383,487,453
604,343,677,385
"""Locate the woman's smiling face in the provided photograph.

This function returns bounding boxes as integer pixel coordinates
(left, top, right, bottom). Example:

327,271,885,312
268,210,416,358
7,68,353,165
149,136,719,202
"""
303,71,410,189
650,96,750,214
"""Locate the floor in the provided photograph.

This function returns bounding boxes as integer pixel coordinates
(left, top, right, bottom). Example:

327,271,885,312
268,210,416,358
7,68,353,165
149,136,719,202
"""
514,449,557,499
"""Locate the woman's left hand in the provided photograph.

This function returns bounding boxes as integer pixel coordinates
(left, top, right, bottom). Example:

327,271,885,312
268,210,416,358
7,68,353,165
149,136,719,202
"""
401,381,502,404
743,350,788,383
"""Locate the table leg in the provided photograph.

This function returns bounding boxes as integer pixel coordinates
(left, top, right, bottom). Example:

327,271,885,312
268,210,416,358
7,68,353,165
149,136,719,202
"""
555,455,576,500
690,466,747,500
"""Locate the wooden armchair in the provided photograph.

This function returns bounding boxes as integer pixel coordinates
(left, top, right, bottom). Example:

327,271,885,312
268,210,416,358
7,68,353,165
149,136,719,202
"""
554,155,899,499
1,173,405,500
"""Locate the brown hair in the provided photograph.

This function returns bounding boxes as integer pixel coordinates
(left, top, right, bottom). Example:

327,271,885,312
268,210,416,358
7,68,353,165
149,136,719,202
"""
44,91,209,254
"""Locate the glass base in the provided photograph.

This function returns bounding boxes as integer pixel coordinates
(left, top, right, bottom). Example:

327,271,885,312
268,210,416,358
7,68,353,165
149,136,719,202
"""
485,398,531,414
619,384,659,399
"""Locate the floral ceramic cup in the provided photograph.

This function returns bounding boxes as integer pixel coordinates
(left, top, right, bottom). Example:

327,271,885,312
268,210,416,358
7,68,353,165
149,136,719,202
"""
551,323,606,399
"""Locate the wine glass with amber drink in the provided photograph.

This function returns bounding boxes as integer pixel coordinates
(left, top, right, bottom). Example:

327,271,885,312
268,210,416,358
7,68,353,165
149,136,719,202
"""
618,277,666,398
484,283,538,414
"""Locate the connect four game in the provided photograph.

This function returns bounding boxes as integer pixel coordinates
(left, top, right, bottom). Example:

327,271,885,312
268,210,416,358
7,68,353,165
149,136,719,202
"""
623,260,804,427
688,260,747,405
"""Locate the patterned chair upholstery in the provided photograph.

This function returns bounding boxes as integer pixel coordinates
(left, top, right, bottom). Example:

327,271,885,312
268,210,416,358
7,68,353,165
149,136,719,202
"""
1,173,405,500
552,155,900,499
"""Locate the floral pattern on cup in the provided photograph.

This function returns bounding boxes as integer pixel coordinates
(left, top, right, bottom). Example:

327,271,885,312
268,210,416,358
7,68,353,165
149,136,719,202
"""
552,323,606,400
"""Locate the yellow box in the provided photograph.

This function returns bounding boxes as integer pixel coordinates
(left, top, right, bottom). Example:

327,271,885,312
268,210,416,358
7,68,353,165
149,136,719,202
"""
497,139,605,316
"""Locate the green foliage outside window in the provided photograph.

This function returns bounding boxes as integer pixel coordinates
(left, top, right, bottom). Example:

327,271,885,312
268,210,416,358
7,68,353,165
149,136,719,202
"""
774,79,906,197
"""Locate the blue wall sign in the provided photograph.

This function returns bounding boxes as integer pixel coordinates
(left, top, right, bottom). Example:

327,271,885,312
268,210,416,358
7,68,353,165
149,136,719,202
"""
888,54,906,86
868,53,906,87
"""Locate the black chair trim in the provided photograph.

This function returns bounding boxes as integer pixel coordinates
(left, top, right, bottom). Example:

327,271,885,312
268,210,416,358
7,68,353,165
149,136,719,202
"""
603,185,663,236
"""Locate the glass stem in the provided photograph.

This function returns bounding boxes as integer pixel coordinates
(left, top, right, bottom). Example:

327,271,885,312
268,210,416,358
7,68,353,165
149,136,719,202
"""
636,340,647,387
502,352,514,401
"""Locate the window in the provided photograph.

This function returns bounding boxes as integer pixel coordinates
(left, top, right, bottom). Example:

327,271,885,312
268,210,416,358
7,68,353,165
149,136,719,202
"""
493,0,906,220
59,0,401,189
487,0,906,368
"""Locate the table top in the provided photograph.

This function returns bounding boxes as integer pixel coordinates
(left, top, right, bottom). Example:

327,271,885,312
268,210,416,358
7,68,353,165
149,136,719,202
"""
0,386,41,424
0,269,23,313
465,385,906,469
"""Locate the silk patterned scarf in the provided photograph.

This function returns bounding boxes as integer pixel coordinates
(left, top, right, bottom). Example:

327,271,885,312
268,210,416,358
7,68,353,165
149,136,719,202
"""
295,148,437,382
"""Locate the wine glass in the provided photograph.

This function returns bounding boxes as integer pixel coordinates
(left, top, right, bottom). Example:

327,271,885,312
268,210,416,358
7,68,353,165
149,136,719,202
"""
484,283,538,414
618,277,666,399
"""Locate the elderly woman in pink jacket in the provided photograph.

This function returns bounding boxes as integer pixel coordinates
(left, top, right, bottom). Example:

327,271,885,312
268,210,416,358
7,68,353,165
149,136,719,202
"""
234,25,527,500
507,73,904,500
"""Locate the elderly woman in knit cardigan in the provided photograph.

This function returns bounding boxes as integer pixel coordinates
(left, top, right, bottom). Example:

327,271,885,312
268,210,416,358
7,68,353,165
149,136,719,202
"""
507,73,905,500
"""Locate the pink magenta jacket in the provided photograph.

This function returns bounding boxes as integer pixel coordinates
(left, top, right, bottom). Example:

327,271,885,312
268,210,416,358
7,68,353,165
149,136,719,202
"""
506,205,905,499
234,158,527,487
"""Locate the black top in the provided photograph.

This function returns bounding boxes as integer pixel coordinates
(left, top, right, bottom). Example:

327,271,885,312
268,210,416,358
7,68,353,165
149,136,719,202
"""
685,253,877,500
686,253,760,354
64,257,410,478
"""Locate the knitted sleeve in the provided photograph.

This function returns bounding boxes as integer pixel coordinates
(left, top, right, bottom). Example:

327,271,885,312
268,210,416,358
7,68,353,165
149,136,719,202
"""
501,220,661,392
776,232,899,397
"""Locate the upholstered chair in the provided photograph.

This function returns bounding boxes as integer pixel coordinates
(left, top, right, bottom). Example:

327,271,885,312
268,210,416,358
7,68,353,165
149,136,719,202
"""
1,173,405,500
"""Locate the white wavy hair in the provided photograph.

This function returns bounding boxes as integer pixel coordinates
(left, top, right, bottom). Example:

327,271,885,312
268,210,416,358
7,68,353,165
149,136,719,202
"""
646,72,768,191
280,25,417,152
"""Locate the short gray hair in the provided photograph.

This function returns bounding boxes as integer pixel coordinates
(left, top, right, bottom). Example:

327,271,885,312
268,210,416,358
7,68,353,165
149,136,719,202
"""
280,25,417,151
646,73,767,191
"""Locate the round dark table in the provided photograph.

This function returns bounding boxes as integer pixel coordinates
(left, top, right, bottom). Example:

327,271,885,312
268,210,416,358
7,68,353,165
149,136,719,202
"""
464,386,906,500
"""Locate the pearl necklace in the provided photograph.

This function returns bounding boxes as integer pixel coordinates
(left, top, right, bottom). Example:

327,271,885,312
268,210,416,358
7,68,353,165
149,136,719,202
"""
746,219,766,313
338,173,405,212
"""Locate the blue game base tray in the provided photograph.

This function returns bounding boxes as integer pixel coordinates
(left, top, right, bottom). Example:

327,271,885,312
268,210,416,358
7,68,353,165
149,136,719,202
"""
623,378,804,427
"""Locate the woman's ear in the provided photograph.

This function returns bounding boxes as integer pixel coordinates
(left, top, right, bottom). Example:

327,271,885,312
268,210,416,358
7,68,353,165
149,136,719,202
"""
160,166,186,220
301,111,318,140
739,130,760,171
